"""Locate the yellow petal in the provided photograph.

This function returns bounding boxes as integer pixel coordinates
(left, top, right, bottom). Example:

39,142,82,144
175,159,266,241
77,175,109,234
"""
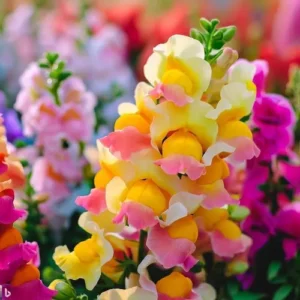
166,215,198,243
99,287,156,300
114,114,150,134
151,100,218,151
218,121,252,139
215,219,241,240
194,207,229,231
156,272,193,298
162,130,203,161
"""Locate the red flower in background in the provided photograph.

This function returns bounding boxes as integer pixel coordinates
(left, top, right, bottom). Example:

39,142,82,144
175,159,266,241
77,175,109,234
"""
104,3,144,52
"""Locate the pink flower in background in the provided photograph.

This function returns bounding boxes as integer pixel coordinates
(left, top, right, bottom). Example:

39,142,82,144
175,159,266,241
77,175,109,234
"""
275,203,300,260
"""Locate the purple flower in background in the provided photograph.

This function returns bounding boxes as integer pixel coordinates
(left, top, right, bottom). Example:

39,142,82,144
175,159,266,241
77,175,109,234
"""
0,92,23,142
242,200,275,260
253,94,295,132
252,93,296,159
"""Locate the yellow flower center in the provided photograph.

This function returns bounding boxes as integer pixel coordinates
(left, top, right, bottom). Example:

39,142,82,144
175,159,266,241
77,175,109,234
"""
246,80,256,92
162,130,203,161
162,69,193,95
11,264,40,286
218,121,252,139
166,215,198,243
114,114,150,134
156,272,193,298
215,219,241,240
94,166,114,189
197,156,229,185
127,179,169,215
74,237,99,263
194,207,228,231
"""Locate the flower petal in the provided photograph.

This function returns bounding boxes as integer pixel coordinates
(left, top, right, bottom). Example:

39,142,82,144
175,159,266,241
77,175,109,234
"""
147,225,196,269
155,155,206,180
76,188,106,214
100,127,152,160
199,180,237,209
113,202,158,230
211,231,252,258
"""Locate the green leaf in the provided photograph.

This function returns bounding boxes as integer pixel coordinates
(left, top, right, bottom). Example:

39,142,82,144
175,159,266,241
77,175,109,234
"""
241,114,251,122
209,49,223,64
273,285,293,300
14,139,27,148
213,30,223,40
234,292,265,300
39,62,49,69
212,39,224,50
223,26,237,42
58,71,72,81
268,261,282,281
190,28,200,39
227,281,239,297
46,52,59,65
270,275,287,284
199,18,212,32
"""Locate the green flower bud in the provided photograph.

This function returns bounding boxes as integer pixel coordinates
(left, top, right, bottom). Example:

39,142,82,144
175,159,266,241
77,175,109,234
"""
211,19,220,28
212,39,225,50
223,26,237,42
228,205,250,221
49,280,76,300
213,30,223,40
200,18,212,32
226,261,249,276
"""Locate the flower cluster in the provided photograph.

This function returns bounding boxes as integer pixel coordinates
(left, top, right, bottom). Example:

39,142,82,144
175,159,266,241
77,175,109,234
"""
53,20,260,299
38,1,135,107
14,53,96,222
0,116,56,300
224,60,300,297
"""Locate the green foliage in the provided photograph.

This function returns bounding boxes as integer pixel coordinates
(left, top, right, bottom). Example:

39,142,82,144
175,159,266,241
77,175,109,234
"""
268,261,282,282
38,52,72,106
190,17,237,63
273,285,293,300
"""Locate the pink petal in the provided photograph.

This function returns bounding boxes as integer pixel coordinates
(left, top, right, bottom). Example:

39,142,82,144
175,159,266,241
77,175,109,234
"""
3,280,57,300
225,137,260,165
181,255,198,272
211,231,252,258
155,155,206,180
0,190,27,225
113,202,158,230
149,83,193,107
76,188,106,214
100,127,152,160
200,180,237,209
282,238,298,260
147,225,196,269
0,242,38,283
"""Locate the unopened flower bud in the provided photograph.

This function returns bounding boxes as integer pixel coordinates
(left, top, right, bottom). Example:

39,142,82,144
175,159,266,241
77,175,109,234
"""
49,280,76,300
226,261,249,276
212,48,238,79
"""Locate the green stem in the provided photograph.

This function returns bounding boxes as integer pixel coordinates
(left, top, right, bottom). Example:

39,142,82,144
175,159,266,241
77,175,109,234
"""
51,81,61,106
138,230,147,264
